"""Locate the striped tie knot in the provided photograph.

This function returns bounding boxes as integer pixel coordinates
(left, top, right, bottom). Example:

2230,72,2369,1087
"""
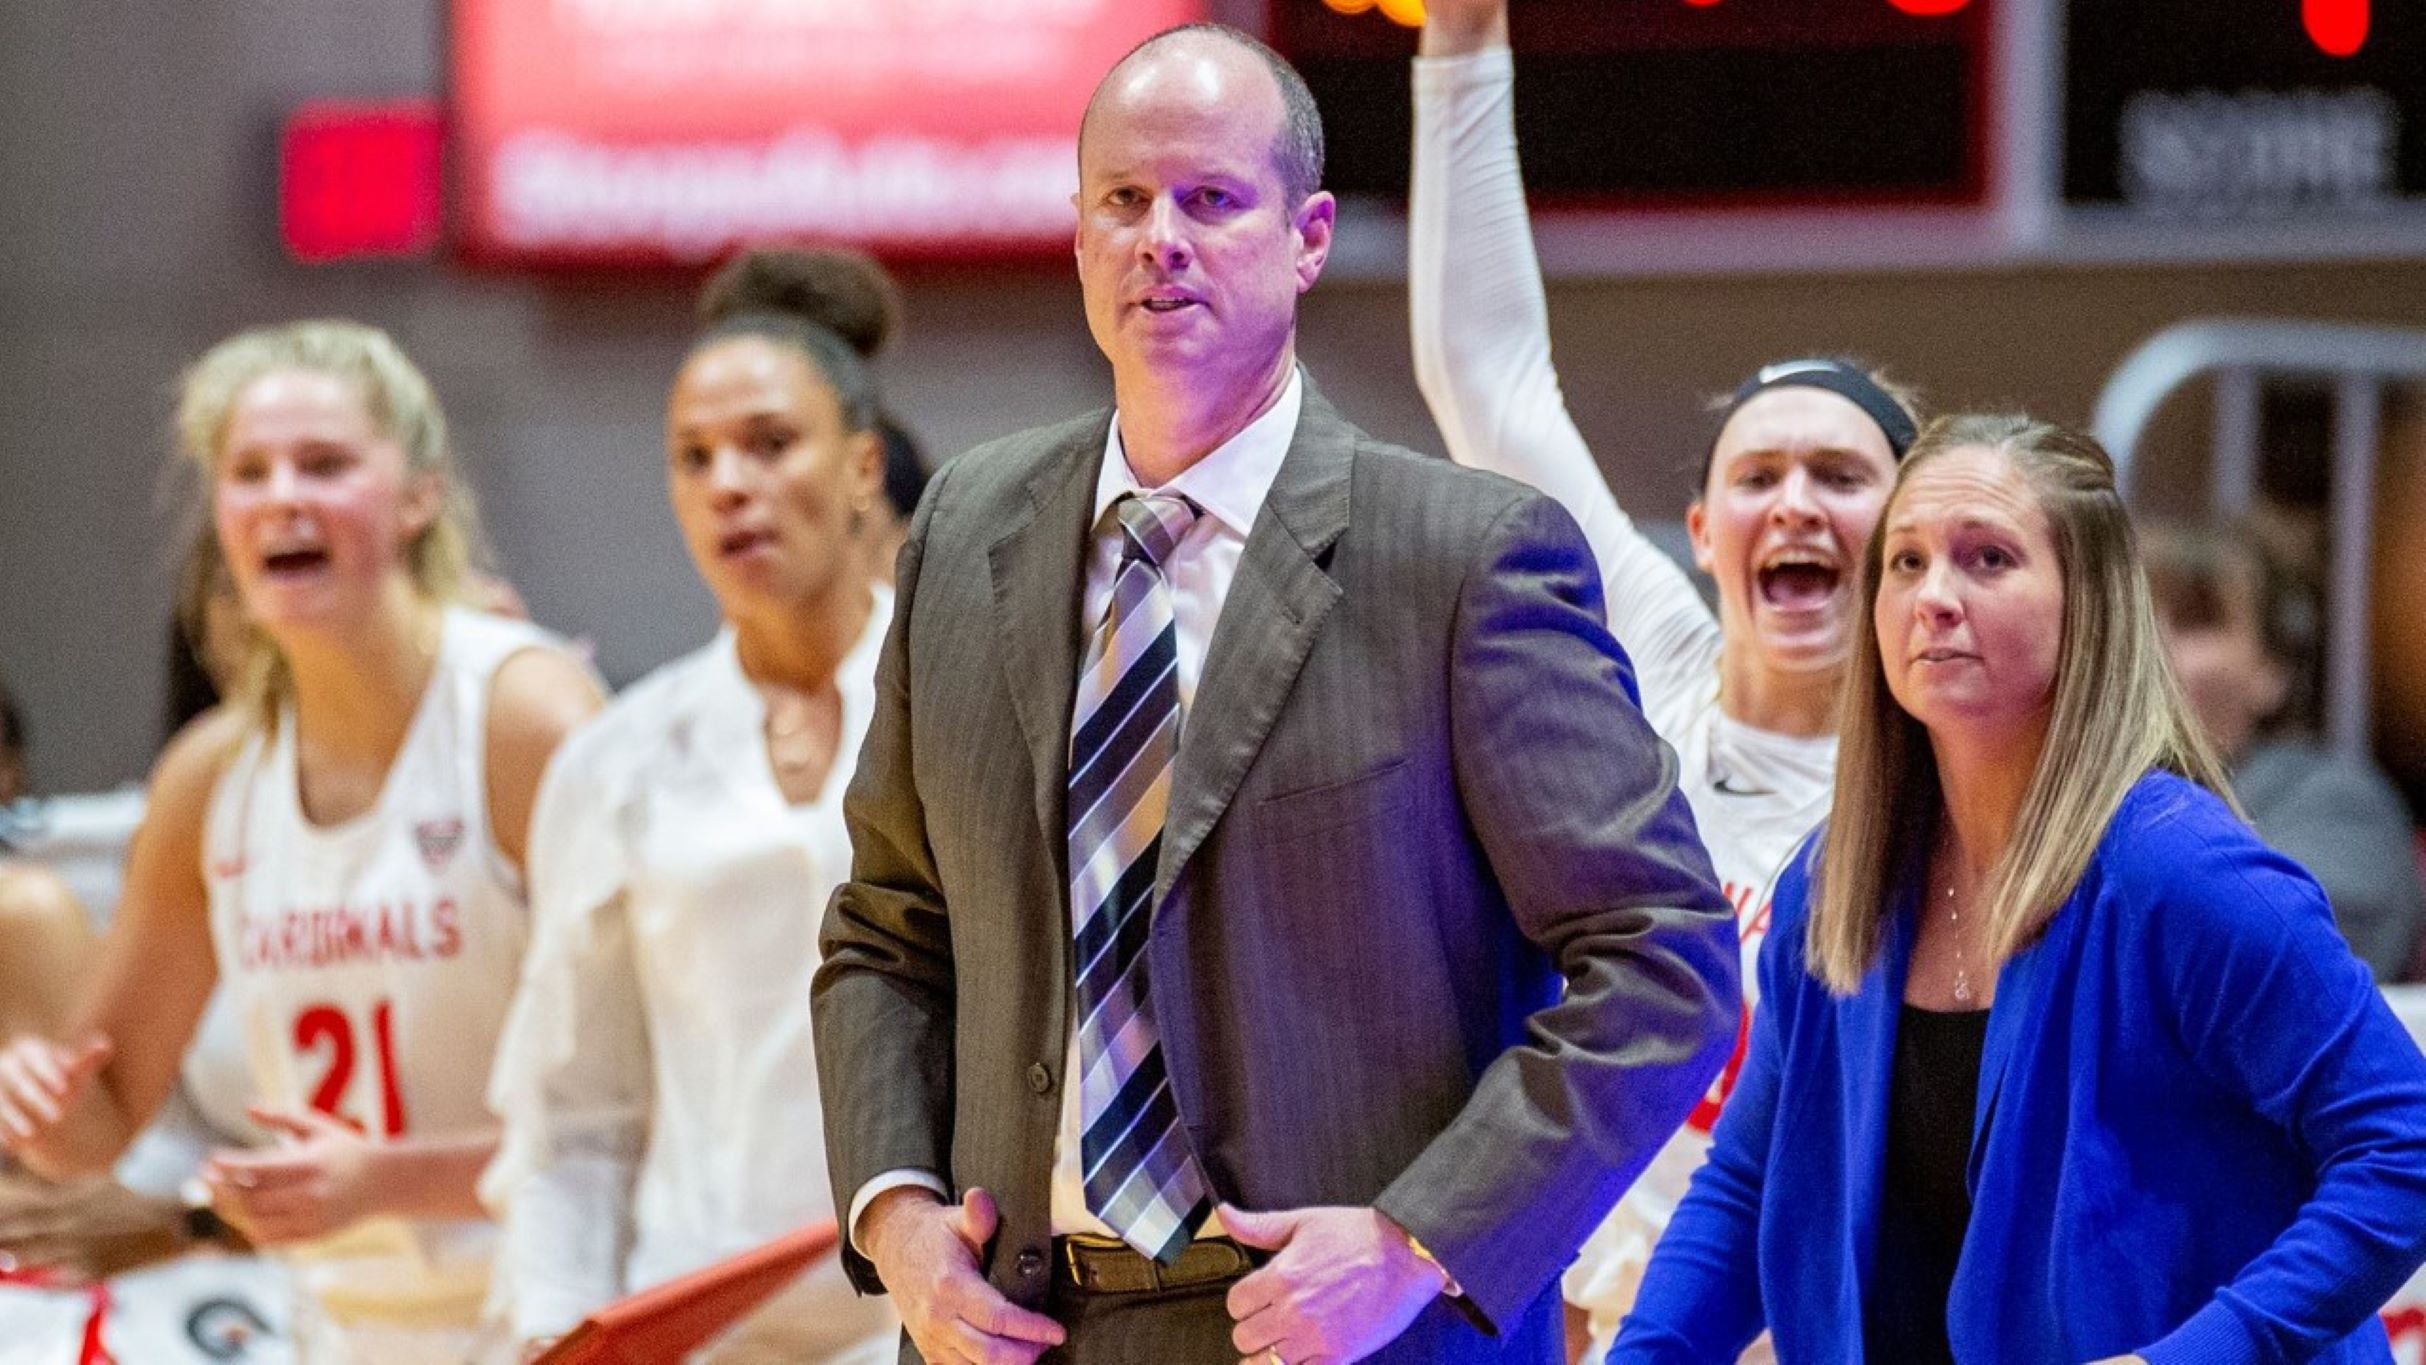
1112,493,1198,570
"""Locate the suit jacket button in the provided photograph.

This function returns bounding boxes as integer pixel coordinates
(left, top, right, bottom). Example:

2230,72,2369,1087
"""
1016,1247,1046,1277
1027,1062,1055,1095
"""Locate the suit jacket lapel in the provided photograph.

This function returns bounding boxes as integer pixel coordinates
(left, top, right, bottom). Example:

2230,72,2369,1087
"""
1153,387,1352,907
988,416,1110,874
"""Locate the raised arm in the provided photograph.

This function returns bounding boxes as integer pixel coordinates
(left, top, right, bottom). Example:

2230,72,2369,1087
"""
1411,0,1722,715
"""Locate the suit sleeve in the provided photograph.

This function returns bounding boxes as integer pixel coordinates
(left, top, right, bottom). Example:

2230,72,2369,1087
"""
2141,834,2426,1362
1373,491,1741,1332
814,459,963,1296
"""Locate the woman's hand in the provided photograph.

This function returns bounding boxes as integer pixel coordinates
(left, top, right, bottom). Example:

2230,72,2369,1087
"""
0,1174,186,1282
1421,0,1510,56
0,1035,114,1179
203,1106,376,1247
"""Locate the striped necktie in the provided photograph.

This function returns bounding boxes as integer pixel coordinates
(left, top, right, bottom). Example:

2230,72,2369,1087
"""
1066,492,1212,1264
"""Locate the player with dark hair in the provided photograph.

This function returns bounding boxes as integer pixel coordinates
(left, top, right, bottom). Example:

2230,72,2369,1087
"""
488,247,905,1362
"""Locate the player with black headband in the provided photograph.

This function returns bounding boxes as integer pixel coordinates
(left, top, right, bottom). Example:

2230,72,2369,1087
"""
1408,2,1921,1358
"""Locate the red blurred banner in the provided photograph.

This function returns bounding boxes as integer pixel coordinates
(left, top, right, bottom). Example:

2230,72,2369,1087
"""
281,100,445,264
452,0,1206,266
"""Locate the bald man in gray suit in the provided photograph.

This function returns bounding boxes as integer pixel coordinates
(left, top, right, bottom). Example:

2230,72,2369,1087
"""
814,23,1739,1365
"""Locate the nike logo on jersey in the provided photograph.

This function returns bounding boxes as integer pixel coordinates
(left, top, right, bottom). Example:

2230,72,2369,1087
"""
1710,772,1772,797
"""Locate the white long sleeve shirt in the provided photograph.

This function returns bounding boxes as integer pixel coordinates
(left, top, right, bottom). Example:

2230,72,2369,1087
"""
1412,47,1826,1357
488,597,897,1361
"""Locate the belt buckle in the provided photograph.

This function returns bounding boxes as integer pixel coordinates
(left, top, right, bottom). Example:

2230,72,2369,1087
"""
1060,1233,1129,1293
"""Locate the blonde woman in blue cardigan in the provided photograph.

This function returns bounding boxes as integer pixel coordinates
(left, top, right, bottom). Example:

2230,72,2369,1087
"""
1613,415,2426,1364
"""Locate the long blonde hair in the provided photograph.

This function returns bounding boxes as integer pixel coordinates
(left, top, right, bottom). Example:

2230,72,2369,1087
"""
1806,413,2234,994
173,320,485,719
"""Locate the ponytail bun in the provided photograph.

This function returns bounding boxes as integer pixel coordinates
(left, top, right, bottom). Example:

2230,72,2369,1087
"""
697,247,901,360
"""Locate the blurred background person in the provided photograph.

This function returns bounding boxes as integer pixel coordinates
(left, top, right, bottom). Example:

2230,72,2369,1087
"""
2145,520,2426,980
0,319,600,1363
486,247,901,1363
1411,1,1918,1357
1614,414,2426,1364
0,662,282,1355
0,673,91,1044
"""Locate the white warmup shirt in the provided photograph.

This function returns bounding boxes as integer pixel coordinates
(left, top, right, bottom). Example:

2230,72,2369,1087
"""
1413,47,1832,1358
487,592,898,1363
203,607,563,1359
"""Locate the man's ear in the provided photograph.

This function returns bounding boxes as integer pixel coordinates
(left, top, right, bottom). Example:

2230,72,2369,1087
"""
1294,191,1337,293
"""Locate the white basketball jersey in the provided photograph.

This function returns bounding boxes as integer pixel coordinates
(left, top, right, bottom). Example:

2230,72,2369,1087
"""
203,608,557,1353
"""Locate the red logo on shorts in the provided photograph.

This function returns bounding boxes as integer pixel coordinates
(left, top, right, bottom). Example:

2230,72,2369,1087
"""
414,818,464,871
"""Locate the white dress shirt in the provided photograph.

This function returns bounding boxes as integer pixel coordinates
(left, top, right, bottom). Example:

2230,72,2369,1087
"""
490,596,899,1360
849,370,1303,1249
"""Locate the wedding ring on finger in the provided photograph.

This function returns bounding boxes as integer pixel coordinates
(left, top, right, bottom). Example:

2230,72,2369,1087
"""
1263,1351,1286,1365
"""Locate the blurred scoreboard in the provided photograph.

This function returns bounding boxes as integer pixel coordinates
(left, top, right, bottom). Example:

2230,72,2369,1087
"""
450,0,1204,265
2063,0,2426,221
1270,0,1995,209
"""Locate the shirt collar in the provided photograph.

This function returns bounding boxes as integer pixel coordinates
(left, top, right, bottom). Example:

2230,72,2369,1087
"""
1093,368,1304,539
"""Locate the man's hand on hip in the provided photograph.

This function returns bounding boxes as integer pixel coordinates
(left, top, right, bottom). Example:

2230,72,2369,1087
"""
861,1185,1066,1365
1220,1204,1452,1365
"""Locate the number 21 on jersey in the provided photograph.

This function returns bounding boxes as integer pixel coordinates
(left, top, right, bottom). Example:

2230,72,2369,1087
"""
294,1000,407,1138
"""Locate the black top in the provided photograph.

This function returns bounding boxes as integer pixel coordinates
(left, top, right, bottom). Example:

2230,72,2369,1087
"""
1864,1003,1990,1364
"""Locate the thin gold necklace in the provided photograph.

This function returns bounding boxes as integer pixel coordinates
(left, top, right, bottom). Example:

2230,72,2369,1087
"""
1940,858,1979,1008
1942,874,1976,1006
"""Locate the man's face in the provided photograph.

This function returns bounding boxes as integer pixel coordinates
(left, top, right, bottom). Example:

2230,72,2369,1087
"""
1075,40,1333,394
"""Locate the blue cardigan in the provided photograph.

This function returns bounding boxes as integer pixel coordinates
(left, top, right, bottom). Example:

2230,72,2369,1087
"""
1612,771,2426,1364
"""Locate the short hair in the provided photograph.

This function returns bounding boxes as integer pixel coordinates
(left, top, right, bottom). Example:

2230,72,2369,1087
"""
1805,413,2234,993
1083,22,1326,206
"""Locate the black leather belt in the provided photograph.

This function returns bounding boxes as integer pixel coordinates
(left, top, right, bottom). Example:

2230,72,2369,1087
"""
1054,1233,1255,1294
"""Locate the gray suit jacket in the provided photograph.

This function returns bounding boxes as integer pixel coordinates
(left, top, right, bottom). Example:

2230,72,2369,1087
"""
815,384,1740,1362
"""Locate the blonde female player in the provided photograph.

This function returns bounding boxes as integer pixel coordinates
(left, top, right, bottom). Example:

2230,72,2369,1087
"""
486,249,901,1363
1411,4,1922,1358
0,320,602,1362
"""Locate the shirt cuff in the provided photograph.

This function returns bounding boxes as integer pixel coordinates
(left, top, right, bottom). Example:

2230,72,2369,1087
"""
848,1169,951,1256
